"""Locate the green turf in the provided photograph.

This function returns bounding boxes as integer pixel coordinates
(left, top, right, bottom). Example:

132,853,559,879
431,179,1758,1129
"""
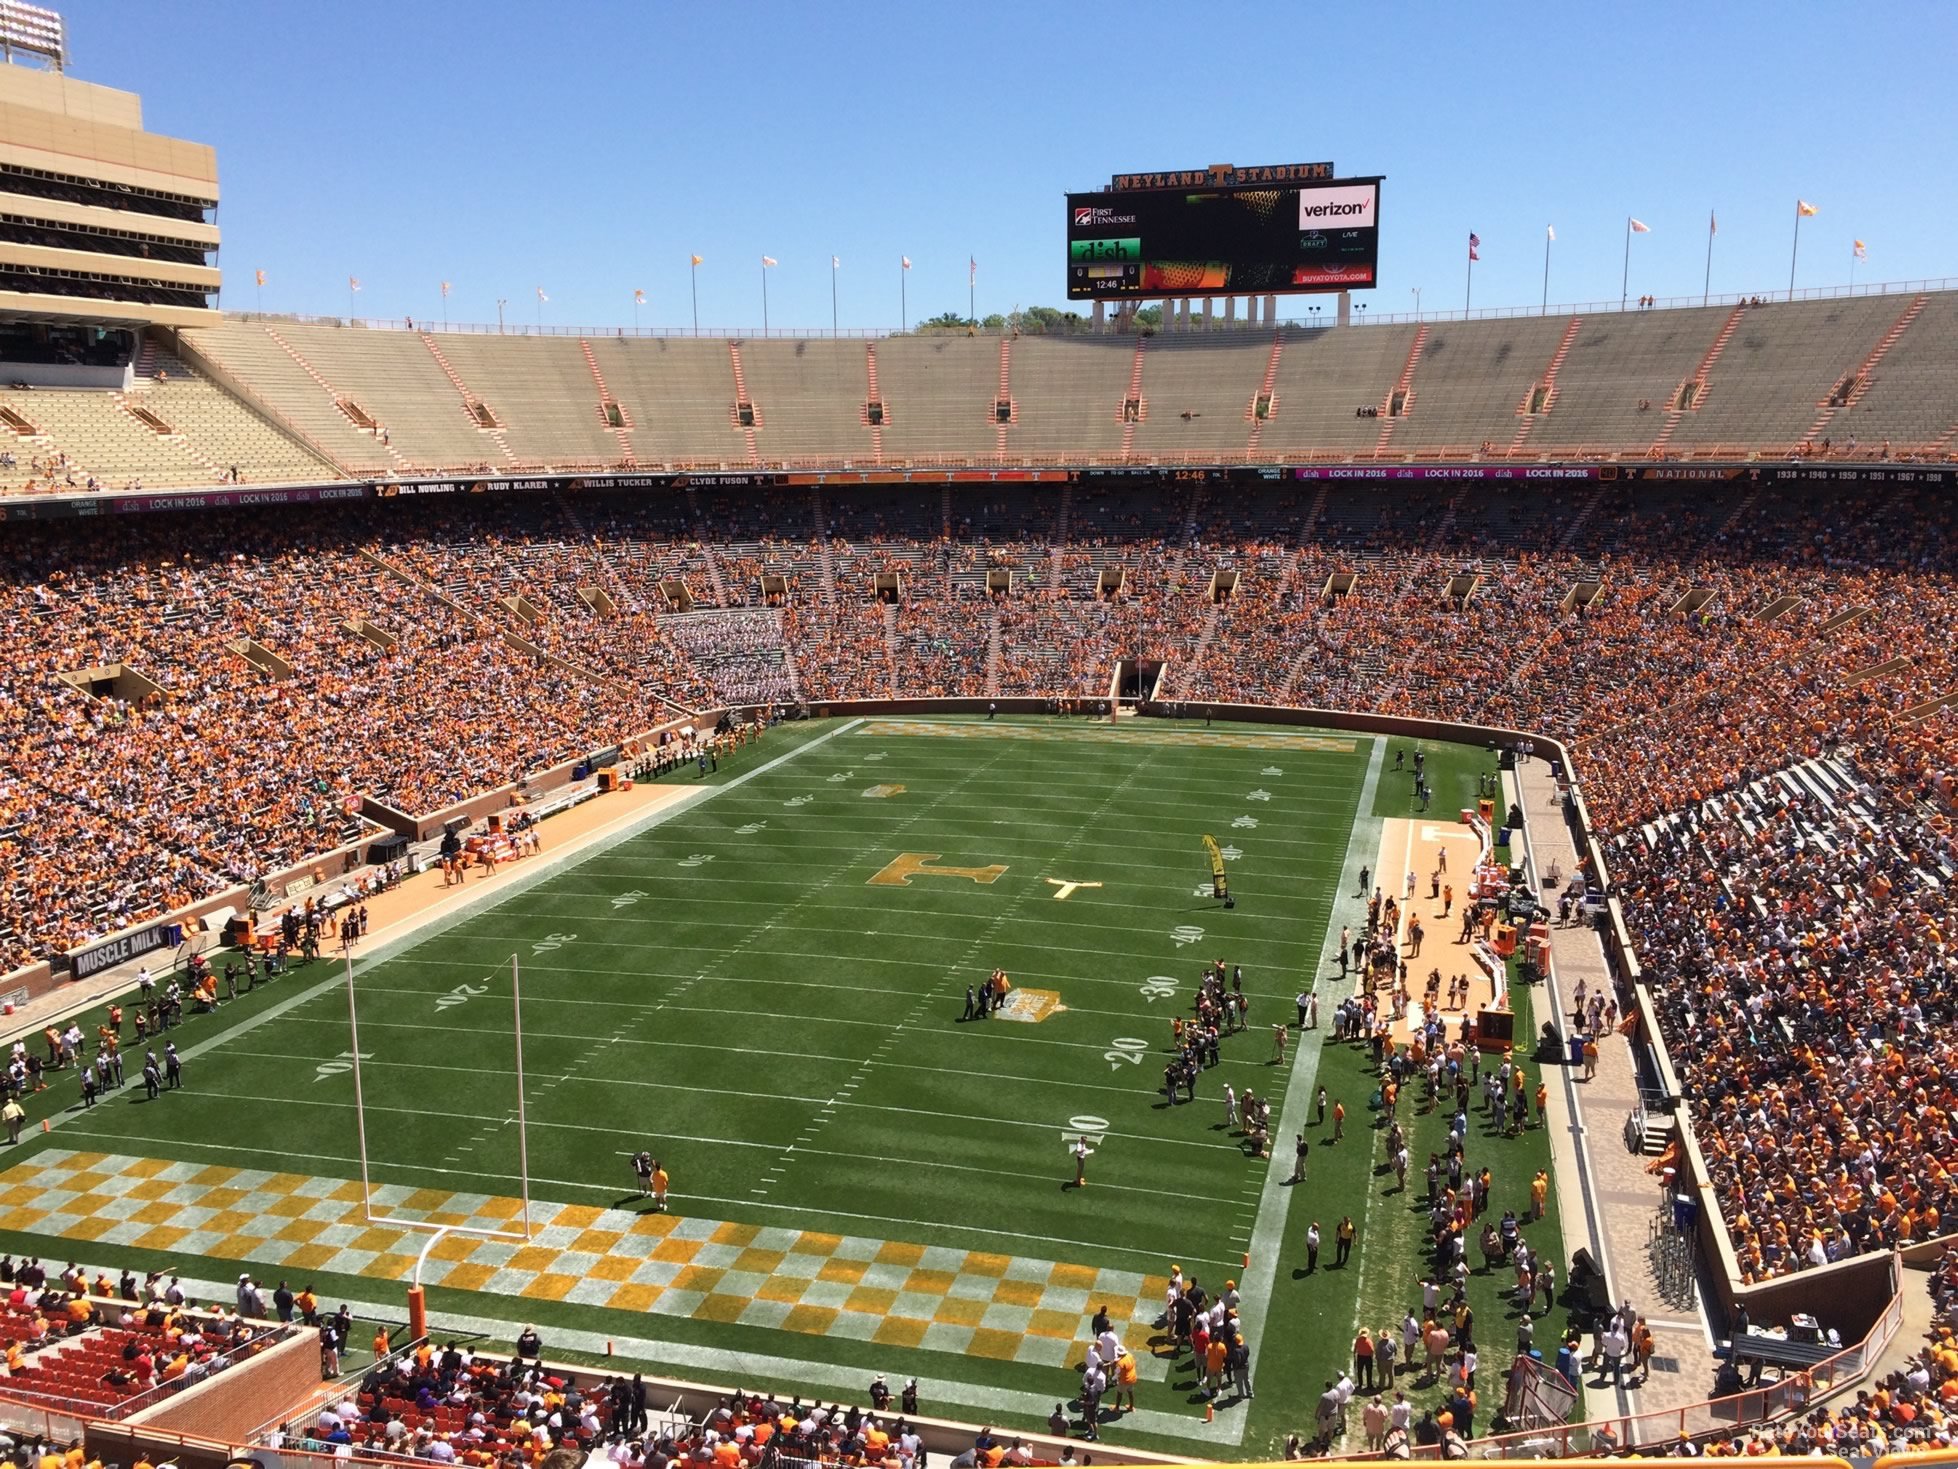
0,714,1575,1456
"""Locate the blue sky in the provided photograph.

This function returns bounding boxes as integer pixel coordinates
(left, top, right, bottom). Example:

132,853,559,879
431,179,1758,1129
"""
68,0,1958,331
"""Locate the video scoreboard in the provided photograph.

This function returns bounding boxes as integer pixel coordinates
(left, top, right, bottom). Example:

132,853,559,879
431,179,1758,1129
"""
1066,173,1382,301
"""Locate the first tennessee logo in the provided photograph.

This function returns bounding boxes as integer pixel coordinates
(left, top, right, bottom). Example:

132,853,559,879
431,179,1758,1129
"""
1074,207,1134,226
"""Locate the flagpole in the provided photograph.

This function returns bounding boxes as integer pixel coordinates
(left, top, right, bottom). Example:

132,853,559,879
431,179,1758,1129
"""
831,259,838,336
901,262,907,333
690,261,699,337
762,263,769,334
1788,204,1801,301
1849,246,1857,293
1620,218,1631,310
1465,250,1473,314
1541,232,1550,315
1704,212,1714,307
968,260,975,326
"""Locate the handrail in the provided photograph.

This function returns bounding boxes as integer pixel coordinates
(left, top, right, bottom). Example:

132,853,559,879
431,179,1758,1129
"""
217,274,1958,339
170,330,370,480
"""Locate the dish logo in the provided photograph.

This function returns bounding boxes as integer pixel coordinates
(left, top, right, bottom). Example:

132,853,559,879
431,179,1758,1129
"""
1074,206,1136,227
1297,184,1377,229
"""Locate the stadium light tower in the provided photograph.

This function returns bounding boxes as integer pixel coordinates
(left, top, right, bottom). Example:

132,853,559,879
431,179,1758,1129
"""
496,298,507,334
0,2,66,70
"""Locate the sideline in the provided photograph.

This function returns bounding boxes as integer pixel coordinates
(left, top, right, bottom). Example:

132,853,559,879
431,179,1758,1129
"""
31,720,866,1144
1231,733,1384,1445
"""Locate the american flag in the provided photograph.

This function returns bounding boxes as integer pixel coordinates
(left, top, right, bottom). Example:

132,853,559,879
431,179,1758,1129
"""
1468,233,1480,262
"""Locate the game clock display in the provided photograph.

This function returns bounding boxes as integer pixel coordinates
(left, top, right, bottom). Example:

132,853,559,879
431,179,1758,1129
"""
1066,178,1381,300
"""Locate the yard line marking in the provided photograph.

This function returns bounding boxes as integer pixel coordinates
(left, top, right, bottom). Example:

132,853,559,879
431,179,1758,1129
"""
384,953,1316,1007
467,928,1329,963
536,887,1332,926
770,1144,1197,1202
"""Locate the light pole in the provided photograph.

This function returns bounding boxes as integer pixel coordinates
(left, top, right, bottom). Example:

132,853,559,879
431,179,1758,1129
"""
1411,287,1422,320
496,299,508,335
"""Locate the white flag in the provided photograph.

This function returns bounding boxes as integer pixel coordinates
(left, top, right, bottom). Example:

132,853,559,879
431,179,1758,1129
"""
1628,218,1651,234
1546,225,1556,242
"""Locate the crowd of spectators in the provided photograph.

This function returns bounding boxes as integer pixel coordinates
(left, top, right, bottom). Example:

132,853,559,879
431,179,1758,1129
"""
4,480,1956,1306
1611,758,1956,1284
0,1258,286,1415
0,504,691,967
299,1340,1060,1469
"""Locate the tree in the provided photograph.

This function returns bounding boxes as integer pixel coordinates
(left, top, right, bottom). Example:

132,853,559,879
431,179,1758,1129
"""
915,311,973,334
1134,305,1163,329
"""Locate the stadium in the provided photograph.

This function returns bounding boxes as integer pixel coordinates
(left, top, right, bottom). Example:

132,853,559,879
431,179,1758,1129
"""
0,5,1953,1469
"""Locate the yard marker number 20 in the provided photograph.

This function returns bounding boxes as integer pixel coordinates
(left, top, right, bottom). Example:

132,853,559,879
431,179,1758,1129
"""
1104,1037,1148,1070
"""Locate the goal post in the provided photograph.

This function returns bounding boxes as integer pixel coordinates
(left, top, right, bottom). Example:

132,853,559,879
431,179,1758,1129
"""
343,946,533,1246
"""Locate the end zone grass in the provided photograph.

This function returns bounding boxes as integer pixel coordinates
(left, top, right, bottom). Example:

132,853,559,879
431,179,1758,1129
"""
0,715,1576,1456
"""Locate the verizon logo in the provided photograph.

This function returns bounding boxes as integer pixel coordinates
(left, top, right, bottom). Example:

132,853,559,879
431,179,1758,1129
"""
1297,183,1377,230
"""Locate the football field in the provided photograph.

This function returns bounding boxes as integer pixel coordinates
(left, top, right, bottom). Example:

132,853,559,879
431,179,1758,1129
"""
0,715,1575,1456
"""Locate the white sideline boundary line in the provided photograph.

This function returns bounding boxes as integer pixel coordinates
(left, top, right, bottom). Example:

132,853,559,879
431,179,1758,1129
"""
37,720,865,1144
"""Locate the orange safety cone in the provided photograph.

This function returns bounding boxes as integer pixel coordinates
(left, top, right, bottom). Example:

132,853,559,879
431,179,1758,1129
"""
39,1119,49,1134
1241,1251,1250,1269
1204,1401,1214,1424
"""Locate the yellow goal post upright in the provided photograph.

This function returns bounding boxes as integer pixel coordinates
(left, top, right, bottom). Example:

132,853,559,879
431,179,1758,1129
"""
342,945,534,1338
1202,834,1234,909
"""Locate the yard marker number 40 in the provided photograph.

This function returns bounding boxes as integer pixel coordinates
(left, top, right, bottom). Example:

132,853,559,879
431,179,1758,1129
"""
314,1050,374,1083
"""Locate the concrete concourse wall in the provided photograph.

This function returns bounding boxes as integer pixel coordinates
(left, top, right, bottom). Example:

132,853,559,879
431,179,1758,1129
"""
124,1328,321,1443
